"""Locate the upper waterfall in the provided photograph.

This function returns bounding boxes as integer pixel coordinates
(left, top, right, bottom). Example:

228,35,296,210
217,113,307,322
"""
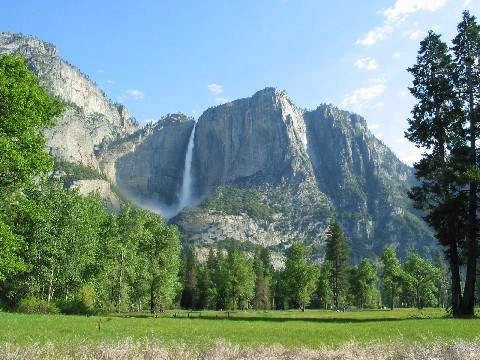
178,121,197,210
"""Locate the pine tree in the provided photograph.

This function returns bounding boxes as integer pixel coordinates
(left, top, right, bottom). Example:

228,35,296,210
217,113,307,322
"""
324,219,349,309
405,30,466,316
180,246,198,309
253,246,272,310
451,11,480,316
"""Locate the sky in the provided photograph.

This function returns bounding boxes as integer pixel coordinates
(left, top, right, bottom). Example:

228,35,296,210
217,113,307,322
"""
3,0,480,165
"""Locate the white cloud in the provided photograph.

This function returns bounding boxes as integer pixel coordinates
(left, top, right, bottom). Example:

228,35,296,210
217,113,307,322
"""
393,52,402,58
126,89,144,100
117,89,145,102
372,101,385,109
384,0,448,23
340,77,387,111
356,0,448,45
356,25,394,45
207,83,224,94
405,29,427,39
463,0,472,6
106,79,114,85
370,122,383,130
354,57,379,71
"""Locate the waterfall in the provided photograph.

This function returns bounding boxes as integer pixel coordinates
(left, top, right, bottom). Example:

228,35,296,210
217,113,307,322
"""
178,122,197,210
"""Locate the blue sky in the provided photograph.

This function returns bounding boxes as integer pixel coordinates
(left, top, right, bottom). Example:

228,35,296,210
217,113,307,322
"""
3,0,480,164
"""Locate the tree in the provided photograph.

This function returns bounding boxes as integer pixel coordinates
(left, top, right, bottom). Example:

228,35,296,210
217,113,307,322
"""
0,55,63,281
381,246,402,310
451,11,480,316
224,246,255,310
405,30,467,316
349,259,379,309
180,246,198,309
0,55,63,192
253,246,273,310
316,261,333,309
138,211,181,314
284,243,319,311
400,254,440,309
324,219,349,309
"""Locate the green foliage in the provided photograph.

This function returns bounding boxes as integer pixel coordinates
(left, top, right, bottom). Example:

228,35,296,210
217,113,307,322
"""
381,246,402,310
400,254,440,309
223,246,256,310
283,243,319,311
0,54,63,282
0,55,64,193
58,284,96,315
203,186,275,222
315,261,333,309
53,160,107,183
253,246,273,310
406,12,480,316
324,219,349,309
349,259,380,309
17,297,59,315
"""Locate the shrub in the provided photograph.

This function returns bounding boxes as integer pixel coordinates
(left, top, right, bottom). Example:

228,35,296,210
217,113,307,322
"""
17,297,59,314
58,285,96,315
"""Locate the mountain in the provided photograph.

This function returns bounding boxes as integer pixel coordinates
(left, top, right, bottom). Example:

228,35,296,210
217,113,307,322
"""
0,33,436,261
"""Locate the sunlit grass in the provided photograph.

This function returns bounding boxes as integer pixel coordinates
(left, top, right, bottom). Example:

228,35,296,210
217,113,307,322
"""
1,308,479,350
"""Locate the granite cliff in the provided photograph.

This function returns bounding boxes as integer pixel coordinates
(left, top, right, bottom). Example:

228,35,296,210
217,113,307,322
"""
0,33,435,260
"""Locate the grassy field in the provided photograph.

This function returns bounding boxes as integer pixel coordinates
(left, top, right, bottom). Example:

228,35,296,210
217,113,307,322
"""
1,308,479,350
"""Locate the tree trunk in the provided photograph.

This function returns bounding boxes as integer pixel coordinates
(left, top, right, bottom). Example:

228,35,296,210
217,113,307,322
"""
117,250,124,313
150,281,156,315
462,87,478,317
390,284,394,310
47,267,55,302
449,233,463,316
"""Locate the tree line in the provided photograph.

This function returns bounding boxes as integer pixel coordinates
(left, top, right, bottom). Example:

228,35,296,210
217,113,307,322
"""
0,55,181,314
179,220,450,312
406,11,480,316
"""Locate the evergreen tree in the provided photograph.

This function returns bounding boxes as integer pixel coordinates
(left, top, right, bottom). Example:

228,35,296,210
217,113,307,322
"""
324,219,349,309
180,246,198,309
253,246,273,310
451,11,480,316
405,30,466,316
284,243,319,311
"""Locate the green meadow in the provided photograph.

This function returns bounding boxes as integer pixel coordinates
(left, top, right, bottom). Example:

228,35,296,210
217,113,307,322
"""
1,308,479,350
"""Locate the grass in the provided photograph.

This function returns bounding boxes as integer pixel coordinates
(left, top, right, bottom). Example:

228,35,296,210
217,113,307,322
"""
1,308,479,351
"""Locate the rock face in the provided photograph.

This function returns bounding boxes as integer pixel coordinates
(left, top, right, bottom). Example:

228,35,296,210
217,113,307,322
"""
0,32,138,169
113,114,195,206
175,89,434,261
0,33,435,260
70,179,121,210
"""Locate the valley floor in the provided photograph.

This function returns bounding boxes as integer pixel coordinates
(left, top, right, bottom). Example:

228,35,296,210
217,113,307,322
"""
1,308,479,359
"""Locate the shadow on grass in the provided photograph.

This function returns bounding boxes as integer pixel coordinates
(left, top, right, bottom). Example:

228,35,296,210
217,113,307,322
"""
110,312,459,324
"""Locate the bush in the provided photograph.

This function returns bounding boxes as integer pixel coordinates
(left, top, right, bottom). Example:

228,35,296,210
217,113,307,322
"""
17,297,59,314
58,285,96,315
